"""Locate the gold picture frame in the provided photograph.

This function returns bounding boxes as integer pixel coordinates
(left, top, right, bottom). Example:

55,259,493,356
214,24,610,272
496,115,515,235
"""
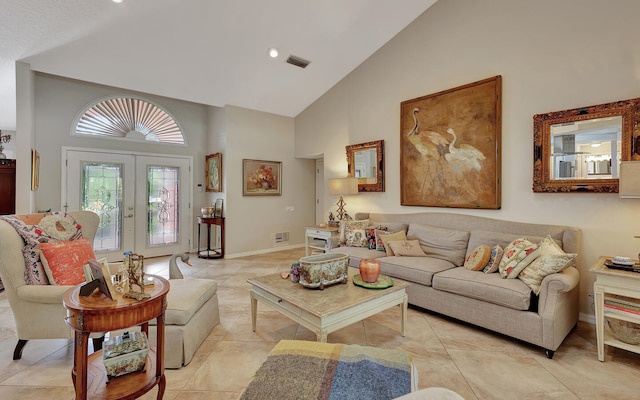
31,149,39,191
206,153,222,192
400,76,502,209
242,159,282,196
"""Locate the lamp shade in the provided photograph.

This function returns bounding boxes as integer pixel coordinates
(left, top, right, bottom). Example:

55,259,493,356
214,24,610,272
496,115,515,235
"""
328,177,359,195
619,161,640,198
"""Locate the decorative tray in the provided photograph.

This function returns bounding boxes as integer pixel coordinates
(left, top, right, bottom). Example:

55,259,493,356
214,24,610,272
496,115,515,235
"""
353,274,394,289
604,259,640,273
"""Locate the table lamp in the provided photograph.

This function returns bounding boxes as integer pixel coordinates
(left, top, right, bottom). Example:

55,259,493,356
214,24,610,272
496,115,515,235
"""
328,177,358,220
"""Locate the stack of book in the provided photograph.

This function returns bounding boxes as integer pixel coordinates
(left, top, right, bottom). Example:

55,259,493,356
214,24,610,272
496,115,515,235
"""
604,294,640,317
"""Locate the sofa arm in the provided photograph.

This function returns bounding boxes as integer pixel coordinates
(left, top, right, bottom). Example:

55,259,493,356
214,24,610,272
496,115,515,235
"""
17,284,73,304
537,266,579,317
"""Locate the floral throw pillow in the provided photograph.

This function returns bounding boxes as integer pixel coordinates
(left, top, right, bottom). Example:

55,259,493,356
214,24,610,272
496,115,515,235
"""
366,225,387,250
483,244,503,273
464,245,491,271
39,238,96,285
499,238,540,278
387,240,426,257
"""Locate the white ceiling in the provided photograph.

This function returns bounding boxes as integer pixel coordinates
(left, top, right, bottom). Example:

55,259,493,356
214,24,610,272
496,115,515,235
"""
0,0,438,131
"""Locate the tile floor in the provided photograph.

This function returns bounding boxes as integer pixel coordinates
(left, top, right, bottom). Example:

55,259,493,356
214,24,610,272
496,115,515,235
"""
1,248,640,399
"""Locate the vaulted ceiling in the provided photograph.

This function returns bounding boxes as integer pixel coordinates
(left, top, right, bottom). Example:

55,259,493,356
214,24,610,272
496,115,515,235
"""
0,0,438,130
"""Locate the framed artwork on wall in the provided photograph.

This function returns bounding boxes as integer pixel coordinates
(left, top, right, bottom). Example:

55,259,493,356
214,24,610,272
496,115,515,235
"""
243,159,282,196
31,149,39,191
206,153,222,192
400,75,502,209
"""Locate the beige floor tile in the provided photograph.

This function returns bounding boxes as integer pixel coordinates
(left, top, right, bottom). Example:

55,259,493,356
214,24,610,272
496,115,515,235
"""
410,349,478,400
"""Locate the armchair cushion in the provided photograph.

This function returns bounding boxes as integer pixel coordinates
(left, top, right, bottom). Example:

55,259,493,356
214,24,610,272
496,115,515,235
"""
39,238,96,285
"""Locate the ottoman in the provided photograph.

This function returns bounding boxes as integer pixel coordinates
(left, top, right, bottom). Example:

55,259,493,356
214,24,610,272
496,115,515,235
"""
149,278,220,368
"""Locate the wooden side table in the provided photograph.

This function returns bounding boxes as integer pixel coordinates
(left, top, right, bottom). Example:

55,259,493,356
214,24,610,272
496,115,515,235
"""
591,256,640,361
63,275,169,400
197,216,225,258
305,226,339,256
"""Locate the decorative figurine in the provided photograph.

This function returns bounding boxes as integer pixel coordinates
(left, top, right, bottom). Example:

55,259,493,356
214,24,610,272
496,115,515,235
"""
123,252,150,300
329,212,335,221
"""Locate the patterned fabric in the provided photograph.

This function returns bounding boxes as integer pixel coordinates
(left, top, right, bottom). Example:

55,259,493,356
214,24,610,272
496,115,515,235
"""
0,212,83,285
379,230,408,256
240,340,412,400
499,238,539,278
387,240,426,257
464,245,492,271
345,227,368,247
338,219,370,244
365,225,387,250
518,236,576,294
483,244,503,273
39,238,96,286
375,228,389,251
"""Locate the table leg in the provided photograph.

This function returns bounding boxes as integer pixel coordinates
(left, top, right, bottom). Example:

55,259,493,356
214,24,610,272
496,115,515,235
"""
316,330,328,342
250,292,258,332
400,294,408,337
206,222,212,254
74,330,90,400
594,283,605,362
156,312,166,399
197,220,202,257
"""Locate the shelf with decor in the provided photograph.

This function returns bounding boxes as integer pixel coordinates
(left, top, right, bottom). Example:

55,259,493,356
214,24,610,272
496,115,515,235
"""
305,226,339,256
591,256,640,361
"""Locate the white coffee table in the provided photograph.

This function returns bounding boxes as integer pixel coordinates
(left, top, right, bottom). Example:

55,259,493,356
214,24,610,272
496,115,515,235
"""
248,267,408,342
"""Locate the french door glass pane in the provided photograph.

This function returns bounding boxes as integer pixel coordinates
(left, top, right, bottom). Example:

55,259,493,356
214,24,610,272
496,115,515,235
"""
147,165,179,246
81,162,123,252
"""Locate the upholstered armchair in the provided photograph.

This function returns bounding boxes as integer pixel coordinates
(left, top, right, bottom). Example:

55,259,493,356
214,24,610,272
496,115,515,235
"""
0,211,99,359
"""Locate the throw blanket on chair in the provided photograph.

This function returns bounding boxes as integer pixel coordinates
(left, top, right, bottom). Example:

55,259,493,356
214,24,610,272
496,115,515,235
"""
0,212,83,285
240,340,413,400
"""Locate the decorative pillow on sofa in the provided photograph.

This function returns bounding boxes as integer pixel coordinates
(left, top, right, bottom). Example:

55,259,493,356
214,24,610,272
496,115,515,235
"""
379,230,408,256
387,240,427,257
345,227,368,247
39,238,96,286
407,223,470,267
374,229,390,251
339,219,370,245
518,235,576,294
464,245,491,271
366,226,387,250
499,238,539,278
482,244,503,273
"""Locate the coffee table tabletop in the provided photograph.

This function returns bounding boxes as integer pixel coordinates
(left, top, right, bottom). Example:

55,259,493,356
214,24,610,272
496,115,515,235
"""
248,267,408,342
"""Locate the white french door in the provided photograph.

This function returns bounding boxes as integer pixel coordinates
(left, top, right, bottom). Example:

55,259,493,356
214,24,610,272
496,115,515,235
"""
64,148,191,261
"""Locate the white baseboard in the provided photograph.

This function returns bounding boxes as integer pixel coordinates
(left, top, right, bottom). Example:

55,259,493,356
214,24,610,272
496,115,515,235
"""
579,312,596,325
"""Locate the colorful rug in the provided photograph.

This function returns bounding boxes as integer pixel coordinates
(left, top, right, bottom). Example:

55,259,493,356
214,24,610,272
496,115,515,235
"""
240,340,412,400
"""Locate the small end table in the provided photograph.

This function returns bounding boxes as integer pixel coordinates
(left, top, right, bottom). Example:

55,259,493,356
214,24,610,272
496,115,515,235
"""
198,216,225,258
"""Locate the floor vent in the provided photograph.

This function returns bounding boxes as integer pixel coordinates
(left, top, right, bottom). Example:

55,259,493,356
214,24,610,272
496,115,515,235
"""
286,55,311,69
275,232,290,243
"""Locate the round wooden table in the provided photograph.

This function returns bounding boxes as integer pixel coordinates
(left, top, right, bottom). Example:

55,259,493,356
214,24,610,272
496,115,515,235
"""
63,275,169,400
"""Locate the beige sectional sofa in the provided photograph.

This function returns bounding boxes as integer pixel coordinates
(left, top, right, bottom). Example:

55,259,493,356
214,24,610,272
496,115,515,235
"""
330,212,581,358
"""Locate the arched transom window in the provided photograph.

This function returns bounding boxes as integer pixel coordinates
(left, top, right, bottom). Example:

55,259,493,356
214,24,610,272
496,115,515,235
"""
73,96,185,144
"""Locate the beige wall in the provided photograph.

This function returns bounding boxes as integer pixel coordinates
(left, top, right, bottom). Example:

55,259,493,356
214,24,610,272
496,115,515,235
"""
295,0,640,320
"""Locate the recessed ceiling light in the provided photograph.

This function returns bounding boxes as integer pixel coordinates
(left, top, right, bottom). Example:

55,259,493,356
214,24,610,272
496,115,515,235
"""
268,48,279,58
113,0,123,3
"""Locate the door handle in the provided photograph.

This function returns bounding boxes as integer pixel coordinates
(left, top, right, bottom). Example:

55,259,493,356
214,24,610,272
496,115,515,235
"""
124,214,134,218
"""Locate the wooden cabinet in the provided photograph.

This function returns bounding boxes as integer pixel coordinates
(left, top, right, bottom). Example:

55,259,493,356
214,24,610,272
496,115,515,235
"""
0,159,16,215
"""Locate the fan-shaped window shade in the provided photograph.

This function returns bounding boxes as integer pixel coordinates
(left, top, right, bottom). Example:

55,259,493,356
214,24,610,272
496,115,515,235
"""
74,97,185,144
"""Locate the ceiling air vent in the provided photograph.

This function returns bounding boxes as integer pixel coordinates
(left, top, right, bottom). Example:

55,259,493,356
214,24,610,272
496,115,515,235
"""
286,55,311,69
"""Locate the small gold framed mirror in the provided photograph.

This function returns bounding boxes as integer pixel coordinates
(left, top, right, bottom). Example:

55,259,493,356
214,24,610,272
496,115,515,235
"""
346,140,384,192
533,97,640,192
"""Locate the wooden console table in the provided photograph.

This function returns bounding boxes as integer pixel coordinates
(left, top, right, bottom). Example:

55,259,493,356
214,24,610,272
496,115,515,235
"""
197,216,225,258
63,275,169,400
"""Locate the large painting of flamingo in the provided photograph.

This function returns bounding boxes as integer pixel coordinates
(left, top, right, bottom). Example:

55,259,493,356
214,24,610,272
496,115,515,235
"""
400,76,502,209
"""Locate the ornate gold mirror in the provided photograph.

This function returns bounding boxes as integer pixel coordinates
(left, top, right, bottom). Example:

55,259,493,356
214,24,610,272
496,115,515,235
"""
533,97,640,192
346,140,384,192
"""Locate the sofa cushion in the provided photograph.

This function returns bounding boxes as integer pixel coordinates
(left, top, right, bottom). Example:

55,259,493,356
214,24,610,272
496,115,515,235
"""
466,230,561,259
378,256,455,286
379,230,408,256
345,227,368,247
387,240,427,257
432,267,532,311
482,244,503,273
518,236,577,294
162,278,218,325
338,219,370,244
407,223,470,266
464,245,491,271
38,238,96,286
370,221,408,235
499,238,540,278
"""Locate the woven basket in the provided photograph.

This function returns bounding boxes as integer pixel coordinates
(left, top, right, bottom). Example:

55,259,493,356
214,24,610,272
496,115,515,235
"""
606,317,640,345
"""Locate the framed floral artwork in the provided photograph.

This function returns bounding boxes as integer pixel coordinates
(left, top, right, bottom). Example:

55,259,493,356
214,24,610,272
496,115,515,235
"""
206,153,222,192
243,159,282,196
